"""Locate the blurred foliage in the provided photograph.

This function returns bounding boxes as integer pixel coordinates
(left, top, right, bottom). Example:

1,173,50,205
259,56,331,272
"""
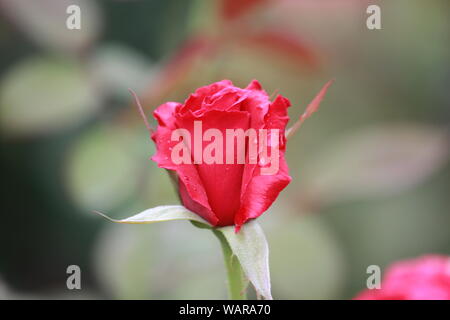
0,0,449,299
0,56,99,136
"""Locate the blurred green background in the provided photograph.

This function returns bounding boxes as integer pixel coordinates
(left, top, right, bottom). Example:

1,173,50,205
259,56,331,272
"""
0,0,449,299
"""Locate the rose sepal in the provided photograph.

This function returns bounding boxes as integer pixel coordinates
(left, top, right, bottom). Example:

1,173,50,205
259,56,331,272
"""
95,205,272,300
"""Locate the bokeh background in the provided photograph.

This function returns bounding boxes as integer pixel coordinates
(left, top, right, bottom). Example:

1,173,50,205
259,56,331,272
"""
0,0,449,299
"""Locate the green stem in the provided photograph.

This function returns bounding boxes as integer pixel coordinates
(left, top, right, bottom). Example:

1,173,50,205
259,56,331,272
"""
213,230,248,300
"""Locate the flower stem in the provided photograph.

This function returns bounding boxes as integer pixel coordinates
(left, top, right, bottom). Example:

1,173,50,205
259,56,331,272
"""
213,230,248,300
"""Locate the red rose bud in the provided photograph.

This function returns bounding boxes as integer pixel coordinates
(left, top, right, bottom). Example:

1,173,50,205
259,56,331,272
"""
150,80,329,231
354,255,450,300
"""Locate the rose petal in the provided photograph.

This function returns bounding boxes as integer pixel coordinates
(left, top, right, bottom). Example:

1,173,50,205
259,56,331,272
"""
236,95,291,228
152,102,218,225
176,109,251,226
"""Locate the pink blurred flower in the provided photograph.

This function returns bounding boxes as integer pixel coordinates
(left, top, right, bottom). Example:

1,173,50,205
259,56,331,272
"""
355,255,450,300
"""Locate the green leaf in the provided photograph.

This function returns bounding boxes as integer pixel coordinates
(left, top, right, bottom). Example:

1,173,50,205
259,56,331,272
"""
66,124,140,212
301,124,449,204
90,44,154,97
94,205,211,227
218,221,272,300
0,56,99,136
